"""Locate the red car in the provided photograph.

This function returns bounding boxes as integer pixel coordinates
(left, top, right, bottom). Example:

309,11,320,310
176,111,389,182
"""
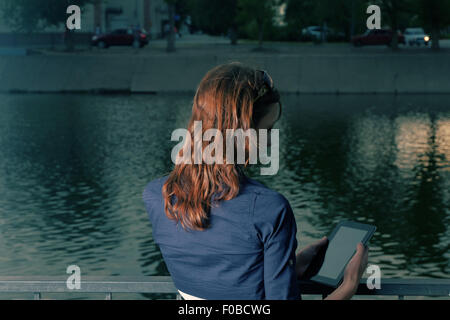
352,29,405,47
91,28,149,48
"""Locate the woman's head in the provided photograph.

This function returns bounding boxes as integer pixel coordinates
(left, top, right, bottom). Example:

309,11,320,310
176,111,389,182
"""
190,62,281,132
162,62,281,230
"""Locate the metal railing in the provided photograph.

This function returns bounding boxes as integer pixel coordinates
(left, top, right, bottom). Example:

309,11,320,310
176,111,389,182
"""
0,276,449,300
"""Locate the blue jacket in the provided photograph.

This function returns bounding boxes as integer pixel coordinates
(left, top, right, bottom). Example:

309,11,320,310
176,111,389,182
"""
143,175,300,300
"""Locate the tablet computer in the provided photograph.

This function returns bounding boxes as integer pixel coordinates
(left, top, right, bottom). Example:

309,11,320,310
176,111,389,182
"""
310,221,376,287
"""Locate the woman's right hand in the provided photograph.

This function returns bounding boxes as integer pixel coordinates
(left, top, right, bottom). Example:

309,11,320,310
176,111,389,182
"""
325,243,369,300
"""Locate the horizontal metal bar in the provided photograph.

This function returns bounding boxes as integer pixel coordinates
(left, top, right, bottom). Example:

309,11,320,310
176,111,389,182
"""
0,277,448,297
0,276,177,294
299,278,450,297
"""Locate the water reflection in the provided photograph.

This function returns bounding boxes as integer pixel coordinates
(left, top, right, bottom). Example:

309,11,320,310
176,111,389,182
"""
0,94,184,278
260,94,449,278
0,93,448,287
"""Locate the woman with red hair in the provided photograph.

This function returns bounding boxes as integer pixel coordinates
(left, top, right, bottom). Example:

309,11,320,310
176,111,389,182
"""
143,62,368,300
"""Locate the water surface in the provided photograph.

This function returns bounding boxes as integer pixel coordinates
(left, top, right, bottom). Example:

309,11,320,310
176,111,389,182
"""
0,93,448,293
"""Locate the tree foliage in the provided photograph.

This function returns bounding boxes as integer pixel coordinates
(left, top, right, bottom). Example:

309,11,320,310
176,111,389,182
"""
284,0,316,36
236,0,278,47
375,0,414,49
187,0,238,36
284,0,370,41
2,0,449,48
416,0,450,49
373,0,450,49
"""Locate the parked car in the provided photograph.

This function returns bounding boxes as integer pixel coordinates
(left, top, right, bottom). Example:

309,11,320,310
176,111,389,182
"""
91,28,149,48
301,26,346,42
403,28,430,46
352,29,405,46
302,26,331,41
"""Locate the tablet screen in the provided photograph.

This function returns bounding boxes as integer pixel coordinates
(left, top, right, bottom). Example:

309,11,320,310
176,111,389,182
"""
316,226,368,279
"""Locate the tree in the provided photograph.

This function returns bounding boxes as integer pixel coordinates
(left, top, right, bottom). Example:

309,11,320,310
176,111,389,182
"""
165,0,176,52
284,0,317,40
1,0,93,51
365,0,450,50
379,0,413,50
163,0,194,52
237,0,278,49
319,0,369,41
417,0,450,50
284,0,368,42
187,0,239,45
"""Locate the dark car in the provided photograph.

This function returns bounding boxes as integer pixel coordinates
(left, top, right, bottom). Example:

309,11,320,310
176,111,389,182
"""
91,28,149,48
352,29,405,47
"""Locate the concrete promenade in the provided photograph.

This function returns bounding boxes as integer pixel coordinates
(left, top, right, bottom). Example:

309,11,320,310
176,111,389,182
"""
1,37,449,94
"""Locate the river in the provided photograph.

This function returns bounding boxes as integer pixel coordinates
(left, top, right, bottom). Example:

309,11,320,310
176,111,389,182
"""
0,93,448,298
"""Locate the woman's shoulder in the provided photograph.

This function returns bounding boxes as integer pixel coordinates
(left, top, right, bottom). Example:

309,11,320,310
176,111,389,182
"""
142,175,169,201
243,178,294,233
243,177,290,206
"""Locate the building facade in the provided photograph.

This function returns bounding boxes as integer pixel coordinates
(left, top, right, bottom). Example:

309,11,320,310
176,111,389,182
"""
88,0,169,38
0,0,169,39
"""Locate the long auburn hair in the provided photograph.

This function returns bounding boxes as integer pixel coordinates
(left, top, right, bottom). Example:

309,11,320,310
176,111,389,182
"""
162,62,280,231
